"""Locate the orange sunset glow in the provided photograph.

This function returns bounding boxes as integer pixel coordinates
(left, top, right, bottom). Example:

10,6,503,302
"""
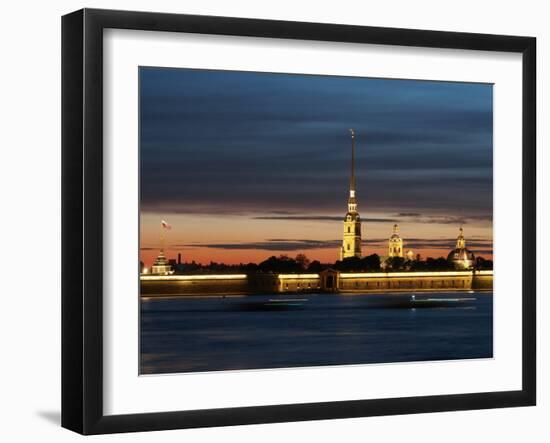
139,211,493,267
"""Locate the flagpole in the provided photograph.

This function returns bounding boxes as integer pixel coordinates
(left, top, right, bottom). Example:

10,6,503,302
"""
160,220,171,254
160,224,165,252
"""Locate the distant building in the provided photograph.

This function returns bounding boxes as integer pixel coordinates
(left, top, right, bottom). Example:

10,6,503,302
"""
340,129,362,260
151,249,173,275
406,250,415,261
388,224,404,258
447,227,475,269
150,220,174,275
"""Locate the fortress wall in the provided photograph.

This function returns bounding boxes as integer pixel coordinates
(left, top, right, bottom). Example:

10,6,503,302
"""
471,273,493,290
140,271,492,296
275,274,321,292
338,273,472,292
140,275,250,296
277,271,493,293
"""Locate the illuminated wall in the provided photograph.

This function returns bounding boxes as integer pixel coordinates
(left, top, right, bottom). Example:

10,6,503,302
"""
279,270,492,293
141,274,250,296
141,271,493,296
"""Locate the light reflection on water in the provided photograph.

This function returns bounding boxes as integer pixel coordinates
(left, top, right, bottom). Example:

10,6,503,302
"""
140,292,493,374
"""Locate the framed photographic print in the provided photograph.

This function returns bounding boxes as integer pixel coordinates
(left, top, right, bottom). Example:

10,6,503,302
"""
62,8,536,435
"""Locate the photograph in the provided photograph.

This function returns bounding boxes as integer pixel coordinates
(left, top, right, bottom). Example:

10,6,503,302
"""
139,67,494,375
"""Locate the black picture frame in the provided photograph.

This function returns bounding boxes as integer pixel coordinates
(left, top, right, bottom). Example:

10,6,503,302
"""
62,8,536,435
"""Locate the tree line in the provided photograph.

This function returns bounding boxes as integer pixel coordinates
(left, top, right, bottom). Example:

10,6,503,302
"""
161,253,492,275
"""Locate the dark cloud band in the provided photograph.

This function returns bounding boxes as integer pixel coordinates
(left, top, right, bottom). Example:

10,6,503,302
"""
140,68,493,217
171,236,492,252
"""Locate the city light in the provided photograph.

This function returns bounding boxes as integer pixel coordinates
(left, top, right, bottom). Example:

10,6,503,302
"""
340,270,493,279
277,274,320,279
141,274,247,281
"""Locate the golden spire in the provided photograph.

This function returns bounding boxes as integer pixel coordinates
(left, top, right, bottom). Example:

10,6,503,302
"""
456,225,466,249
341,129,362,260
349,128,356,194
160,224,165,253
347,129,358,215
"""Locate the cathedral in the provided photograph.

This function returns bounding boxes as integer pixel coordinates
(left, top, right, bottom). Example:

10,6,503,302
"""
388,224,403,258
336,135,471,268
151,248,172,275
447,226,475,269
145,131,481,274
150,225,173,275
340,129,362,260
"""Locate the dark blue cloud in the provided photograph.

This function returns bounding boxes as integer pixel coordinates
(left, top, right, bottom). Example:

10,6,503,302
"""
140,67,492,216
173,236,492,252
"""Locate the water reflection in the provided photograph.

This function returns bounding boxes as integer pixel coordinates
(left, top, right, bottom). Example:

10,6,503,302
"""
140,292,492,374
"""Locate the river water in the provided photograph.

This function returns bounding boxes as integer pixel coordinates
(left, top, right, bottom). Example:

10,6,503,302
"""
140,292,492,374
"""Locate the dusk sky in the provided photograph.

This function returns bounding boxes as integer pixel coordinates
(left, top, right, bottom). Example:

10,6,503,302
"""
139,67,493,266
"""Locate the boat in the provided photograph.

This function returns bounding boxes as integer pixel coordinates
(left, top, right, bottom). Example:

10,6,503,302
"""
366,294,476,309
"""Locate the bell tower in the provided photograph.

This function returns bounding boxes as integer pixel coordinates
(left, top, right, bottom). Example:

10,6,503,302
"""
340,129,362,260
388,224,404,258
